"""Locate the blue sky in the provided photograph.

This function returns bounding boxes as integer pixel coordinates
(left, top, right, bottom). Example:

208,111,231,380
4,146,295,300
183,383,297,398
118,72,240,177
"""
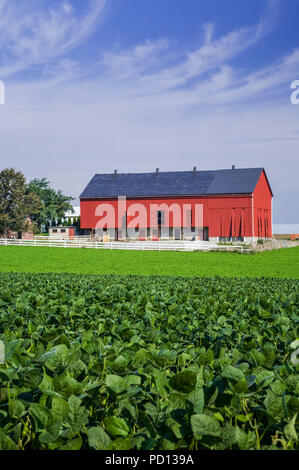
0,0,298,223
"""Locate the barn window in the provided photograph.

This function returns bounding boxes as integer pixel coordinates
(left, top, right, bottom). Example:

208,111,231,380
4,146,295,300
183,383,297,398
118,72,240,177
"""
203,227,209,241
53,229,58,233
186,209,192,228
232,237,244,242
157,211,165,226
61,229,66,233
117,229,124,240
174,228,181,240
152,228,159,239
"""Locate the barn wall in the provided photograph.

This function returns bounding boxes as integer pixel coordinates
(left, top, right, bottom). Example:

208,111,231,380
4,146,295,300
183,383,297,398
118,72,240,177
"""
81,194,254,238
253,170,273,238
206,195,253,238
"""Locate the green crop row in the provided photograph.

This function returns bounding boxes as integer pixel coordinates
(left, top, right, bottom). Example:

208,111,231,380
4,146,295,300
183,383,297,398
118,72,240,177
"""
0,273,298,450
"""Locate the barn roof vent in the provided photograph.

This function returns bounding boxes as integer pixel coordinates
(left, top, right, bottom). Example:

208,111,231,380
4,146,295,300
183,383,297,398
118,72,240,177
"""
113,169,118,176
232,165,236,170
193,166,197,174
156,168,159,174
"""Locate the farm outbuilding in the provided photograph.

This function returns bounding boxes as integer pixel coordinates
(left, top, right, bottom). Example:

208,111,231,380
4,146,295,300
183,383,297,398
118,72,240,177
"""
48,226,77,239
80,167,273,243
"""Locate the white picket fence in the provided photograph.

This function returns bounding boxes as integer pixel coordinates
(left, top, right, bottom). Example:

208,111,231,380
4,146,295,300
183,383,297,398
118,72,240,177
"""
0,238,251,253
34,235,91,241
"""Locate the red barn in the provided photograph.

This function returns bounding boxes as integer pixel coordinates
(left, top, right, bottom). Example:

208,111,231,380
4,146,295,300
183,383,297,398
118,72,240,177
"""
80,167,273,243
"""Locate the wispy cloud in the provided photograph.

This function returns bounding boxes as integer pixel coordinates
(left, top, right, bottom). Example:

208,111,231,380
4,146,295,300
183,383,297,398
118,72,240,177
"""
95,25,262,95
0,0,107,78
2,0,295,116
0,0,285,105
93,0,282,99
0,0,297,223
100,39,171,79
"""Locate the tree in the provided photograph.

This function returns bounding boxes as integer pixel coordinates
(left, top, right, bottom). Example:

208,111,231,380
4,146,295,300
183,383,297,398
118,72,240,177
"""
27,178,74,229
0,168,41,237
75,216,81,230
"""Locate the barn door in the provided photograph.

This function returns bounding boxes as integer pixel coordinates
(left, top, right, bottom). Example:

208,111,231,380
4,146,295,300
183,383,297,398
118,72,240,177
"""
203,227,209,241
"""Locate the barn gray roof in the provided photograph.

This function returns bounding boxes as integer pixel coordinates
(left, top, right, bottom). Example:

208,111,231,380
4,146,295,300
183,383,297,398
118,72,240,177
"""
80,168,268,199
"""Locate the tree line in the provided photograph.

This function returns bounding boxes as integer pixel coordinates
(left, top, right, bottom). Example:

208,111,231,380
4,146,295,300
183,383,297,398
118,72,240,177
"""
0,168,75,237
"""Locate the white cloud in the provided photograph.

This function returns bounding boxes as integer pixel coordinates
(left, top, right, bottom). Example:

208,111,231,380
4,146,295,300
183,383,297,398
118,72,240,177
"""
0,0,107,78
0,0,297,223
94,0,280,98
100,39,170,79
97,25,261,95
